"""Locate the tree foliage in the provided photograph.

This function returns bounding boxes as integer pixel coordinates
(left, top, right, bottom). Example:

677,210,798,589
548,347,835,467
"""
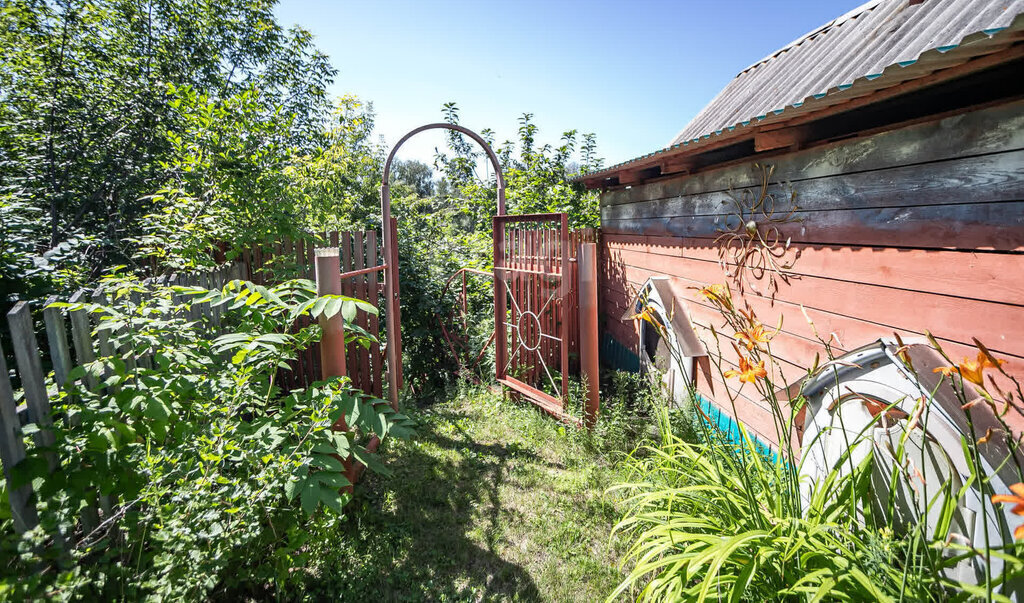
287,95,386,233
432,102,602,231
0,0,334,297
390,159,435,199
132,83,305,270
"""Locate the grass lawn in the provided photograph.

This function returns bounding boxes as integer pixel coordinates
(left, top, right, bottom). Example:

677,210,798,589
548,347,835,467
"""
321,385,637,601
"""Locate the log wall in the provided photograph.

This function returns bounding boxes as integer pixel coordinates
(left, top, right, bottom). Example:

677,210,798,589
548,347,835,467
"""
598,99,1024,447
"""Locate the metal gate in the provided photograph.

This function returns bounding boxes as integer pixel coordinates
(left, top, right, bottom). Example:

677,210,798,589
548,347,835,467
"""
493,213,577,423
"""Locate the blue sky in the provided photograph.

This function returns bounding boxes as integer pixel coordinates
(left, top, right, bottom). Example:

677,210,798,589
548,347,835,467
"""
274,0,864,168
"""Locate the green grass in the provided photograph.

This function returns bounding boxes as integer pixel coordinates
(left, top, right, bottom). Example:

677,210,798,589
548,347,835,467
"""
311,385,636,602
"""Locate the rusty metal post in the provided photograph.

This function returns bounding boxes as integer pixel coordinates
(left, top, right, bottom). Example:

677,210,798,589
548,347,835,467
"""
383,217,403,410
315,248,347,380
380,181,397,408
494,218,508,381
559,214,570,404
315,247,355,489
579,242,600,427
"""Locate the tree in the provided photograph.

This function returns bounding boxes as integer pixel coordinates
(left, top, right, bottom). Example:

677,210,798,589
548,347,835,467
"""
432,103,602,231
287,95,385,233
132,84,306,269
0,0,335,295
391,159,435,199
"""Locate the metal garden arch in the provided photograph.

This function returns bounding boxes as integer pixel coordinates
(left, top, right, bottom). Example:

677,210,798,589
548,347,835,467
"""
380,123,506,404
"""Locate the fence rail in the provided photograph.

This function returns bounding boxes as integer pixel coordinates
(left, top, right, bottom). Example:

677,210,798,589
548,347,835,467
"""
229,231,385,398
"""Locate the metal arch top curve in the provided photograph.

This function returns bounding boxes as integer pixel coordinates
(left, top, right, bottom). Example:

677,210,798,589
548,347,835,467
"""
380,122,506,219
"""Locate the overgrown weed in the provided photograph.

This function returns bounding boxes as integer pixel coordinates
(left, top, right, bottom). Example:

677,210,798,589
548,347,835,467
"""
309,381,636,601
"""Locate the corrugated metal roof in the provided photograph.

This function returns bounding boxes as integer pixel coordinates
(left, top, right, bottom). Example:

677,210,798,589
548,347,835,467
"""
577,0,1024,184
671,0,1024,146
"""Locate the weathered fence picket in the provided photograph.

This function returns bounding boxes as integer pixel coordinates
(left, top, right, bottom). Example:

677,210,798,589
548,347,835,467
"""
43,298,72,392
8,302,68,548
52,290,103,532
8,303,57,472
0,340,37,535
68,290,100,393
0,266,242,541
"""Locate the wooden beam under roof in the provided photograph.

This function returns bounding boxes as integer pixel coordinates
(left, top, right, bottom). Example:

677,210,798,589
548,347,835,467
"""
754,125,810,152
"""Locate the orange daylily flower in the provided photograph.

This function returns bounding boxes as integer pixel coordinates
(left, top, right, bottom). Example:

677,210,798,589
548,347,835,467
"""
628,305,656,325
933,351,1006,388
698,283,733,311
724,355,767,384
991,483,1024,539
734,323,775,351
960,354,1002,387
628,304,663,334
629,304,667,340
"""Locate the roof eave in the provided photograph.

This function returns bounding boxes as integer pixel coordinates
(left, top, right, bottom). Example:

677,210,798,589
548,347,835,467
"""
577,18,1024,190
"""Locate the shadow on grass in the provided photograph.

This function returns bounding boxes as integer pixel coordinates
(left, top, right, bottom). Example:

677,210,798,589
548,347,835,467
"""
327,404,558,601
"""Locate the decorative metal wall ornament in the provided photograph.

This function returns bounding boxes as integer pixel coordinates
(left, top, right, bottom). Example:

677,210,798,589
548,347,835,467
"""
714,163,801,297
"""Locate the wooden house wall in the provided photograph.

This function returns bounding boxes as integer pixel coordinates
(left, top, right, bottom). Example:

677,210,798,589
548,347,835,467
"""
598,99,1024,447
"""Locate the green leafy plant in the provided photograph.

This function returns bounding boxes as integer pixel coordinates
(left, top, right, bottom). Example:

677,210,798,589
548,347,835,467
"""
0,274,412,600
611,423,912,601
0,0,334,299
132,84,309,270
611,283,1024,602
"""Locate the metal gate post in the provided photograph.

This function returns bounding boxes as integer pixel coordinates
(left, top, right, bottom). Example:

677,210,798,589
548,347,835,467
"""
559,214,570,403
383,216,403,410
494,217,507,380
380,176,401,410
315,248,347,381
579,242,600,427
315,247,355,489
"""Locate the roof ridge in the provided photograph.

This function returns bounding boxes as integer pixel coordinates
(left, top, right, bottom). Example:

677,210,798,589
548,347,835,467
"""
736,0,887,77
576,8,1024,184
666,0,1023,149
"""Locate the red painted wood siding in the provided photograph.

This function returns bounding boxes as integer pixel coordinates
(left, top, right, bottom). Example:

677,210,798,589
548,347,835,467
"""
598,99,1024,448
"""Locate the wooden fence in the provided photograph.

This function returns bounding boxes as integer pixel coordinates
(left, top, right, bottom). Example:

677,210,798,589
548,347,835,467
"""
0,227,386,537
0,261,243,536
232,230,385,398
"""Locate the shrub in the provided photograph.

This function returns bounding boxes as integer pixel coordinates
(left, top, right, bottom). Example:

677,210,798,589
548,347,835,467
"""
0,274,413,600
